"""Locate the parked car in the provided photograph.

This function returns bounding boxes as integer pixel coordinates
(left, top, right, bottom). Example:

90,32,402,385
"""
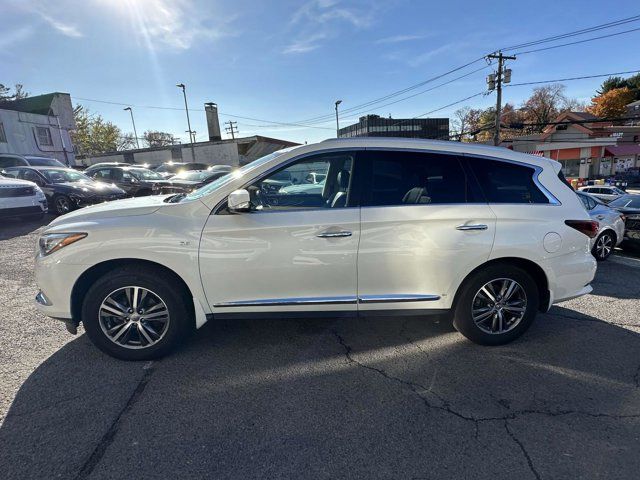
577,185,625,203
0,153,66,168
153,168,232,195
155,162,210,178
84,165,171,197
0,174,48,219
2,166,126,215
576,191,625,260
608,194,640,246
34,139,597,360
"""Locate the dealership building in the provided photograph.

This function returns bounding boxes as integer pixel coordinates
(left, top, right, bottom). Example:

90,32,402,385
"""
338,114,449,140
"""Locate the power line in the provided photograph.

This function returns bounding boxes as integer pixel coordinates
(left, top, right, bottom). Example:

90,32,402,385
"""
515,26,640,55
501,14,640,51
506,69,640,87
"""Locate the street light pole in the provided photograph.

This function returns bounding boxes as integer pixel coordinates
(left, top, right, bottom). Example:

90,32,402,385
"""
123,107,140,149
176,83,196,161
334,100,342,138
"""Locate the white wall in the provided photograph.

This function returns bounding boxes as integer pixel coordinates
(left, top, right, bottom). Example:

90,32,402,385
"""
0,109,75,165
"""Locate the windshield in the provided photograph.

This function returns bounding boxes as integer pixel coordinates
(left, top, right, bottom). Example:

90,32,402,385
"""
129,168,164,180
27,157,65,167
171,170,216,181
609,195,640,209
40,169,92,183
185,149,291,201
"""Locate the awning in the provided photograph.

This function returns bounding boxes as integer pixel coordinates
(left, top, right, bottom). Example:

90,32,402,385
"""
604,145,640,156
526,151,544,157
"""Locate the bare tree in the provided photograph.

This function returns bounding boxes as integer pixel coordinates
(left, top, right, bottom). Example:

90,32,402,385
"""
143,130,176,148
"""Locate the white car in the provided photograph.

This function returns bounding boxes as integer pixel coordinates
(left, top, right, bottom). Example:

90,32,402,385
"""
0,174,48,219
34,139,597,360
576,191,625,261
577,185,625,203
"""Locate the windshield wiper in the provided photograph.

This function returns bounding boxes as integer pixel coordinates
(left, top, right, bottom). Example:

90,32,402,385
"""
164,193,186,203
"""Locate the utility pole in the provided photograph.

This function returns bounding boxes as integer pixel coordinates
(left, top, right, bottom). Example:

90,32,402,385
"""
334,100,342,137
224,121,239,140
176,83,196,161
123,107,140,149
486,52,515,146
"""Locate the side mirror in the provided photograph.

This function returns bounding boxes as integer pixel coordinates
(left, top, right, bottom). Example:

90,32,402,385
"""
228,189,251,213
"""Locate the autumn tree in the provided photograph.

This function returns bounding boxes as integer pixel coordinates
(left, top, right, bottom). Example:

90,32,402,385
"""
143,130,176,147
587,87,636,119
597,74,640,101
71,105,131,155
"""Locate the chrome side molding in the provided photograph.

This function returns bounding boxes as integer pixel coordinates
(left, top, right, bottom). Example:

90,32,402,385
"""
215,294,441,308
358,294,440,303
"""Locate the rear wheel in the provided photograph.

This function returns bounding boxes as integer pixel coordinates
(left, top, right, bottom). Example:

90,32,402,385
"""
81,266,193,360
592,231,614,261
453,265,539,346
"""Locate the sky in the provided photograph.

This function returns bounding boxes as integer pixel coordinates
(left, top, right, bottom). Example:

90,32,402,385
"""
2,0,639,145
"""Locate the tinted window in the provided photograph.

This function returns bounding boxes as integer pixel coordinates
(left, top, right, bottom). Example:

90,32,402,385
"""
91,168,113,181
0,157,22,168
609,195,640,209
467,157,549,204
360,150,473,206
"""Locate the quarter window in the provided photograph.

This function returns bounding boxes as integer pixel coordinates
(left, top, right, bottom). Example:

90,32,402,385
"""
248,153,354,210
359,150,474,206
36,127,53,146
467,157,549,204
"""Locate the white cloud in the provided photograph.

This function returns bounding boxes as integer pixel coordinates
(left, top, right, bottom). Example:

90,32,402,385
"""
375,34,427,45
284,0,377,54
0,25,35,49
282,33,327,54
38,13,83,38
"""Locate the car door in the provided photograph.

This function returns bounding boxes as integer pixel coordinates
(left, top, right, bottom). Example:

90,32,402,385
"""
356,149,496,312
20,169,51,199
199,151,360,314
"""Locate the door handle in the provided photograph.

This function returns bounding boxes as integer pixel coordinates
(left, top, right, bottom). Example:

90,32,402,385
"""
317,230,352,238
456,224,488,231
596,215,605,220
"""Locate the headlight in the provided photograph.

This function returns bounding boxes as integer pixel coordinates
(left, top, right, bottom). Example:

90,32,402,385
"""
38,233,87,256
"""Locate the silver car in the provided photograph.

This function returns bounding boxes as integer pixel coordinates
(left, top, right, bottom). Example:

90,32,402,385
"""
577,185,625,203
577,191,625,260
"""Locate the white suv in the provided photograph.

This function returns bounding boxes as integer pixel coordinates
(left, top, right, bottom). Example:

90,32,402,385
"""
0,174,48,219
34,139,597,360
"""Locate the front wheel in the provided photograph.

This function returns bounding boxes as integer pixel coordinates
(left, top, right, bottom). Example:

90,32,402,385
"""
592,231,614,261
453,265,539,346
53,194,72,215
81,266,193,360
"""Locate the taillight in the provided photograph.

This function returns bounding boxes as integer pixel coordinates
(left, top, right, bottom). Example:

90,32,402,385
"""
565,220,599,238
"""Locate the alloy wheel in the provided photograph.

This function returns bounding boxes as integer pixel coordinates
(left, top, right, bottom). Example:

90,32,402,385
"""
55,196,70,214
98,286,170,349
595,233,613,259
471,278,527,335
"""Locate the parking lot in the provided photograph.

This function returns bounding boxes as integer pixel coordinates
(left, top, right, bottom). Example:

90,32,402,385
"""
0,216,639,479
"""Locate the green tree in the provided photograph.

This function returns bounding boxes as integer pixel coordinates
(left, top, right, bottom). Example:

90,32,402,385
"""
0,83,29,101
71,105,129,155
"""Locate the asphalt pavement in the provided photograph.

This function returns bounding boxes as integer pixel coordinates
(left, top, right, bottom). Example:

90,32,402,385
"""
0,215,639,479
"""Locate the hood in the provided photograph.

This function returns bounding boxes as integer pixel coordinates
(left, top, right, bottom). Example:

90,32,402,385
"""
54,181,125,195
0,177,38,188
49,194,171,226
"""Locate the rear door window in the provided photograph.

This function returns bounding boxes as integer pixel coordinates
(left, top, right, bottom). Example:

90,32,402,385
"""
466,157,549,204
359,150,476,206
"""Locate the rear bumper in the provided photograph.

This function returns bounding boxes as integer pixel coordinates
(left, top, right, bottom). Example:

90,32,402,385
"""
542,250,596,307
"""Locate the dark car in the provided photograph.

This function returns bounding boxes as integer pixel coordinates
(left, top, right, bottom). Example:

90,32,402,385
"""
1,166,126,215
608,194,640,246
154,168,232,195
155,162,210,178
84,165,171,197
0,153,66,168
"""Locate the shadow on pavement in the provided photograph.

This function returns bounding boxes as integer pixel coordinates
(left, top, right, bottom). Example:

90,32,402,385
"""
1,310,639,479
0,215,53,241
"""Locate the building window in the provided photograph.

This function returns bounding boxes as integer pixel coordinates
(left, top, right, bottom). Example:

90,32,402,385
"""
0,123,6,143
36,126,53,146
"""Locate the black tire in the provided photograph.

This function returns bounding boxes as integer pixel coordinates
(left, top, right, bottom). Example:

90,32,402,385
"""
81,266,193,360
592,231,615,261
452,264,539,346
53,194,73,215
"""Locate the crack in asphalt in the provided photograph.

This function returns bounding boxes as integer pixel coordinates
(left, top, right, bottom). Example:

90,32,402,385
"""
75,361,155,480
504,420,542,480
